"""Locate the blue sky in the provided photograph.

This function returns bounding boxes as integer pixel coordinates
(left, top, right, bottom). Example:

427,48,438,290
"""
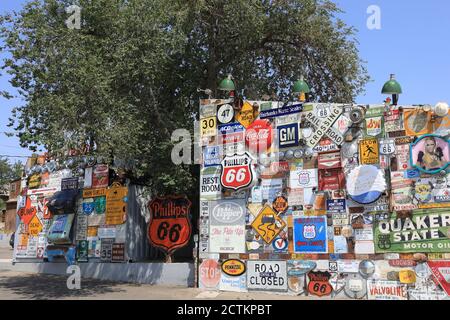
1,0,450,163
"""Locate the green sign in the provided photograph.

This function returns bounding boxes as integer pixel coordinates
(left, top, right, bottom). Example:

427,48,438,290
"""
77,240,89,262
365,107,385,138
374,212,450,253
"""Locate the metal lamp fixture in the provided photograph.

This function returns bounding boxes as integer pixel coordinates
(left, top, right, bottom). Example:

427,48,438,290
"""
218,74,236,97
434,102,449,117
382,74,402,105
293,76,310,102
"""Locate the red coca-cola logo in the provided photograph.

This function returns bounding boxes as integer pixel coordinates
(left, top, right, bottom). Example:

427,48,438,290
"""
245,119,272,153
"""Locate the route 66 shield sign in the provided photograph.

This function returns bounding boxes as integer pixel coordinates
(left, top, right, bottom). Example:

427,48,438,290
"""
379,139,395,155
220,152,255,191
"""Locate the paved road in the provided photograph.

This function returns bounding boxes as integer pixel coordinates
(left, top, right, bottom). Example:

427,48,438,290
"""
0,270,324,300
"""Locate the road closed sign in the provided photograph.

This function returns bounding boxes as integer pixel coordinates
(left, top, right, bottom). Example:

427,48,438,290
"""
247,260,287,292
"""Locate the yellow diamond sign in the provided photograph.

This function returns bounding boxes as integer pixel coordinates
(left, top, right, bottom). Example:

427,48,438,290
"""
29,215,43,237
235,101,258,128
251,205,286,244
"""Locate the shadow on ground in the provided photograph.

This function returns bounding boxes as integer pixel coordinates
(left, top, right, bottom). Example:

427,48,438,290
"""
0,272,129,299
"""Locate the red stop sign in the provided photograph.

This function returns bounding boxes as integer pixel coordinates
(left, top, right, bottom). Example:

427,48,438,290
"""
199,259,221,288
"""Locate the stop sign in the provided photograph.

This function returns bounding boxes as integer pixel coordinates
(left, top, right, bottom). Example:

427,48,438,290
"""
199,259,221,289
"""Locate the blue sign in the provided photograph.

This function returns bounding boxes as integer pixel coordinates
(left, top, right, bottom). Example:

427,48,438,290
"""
259,104,303,119
326,199,346,213
278,123,299,149
203,146,221,167
405,169,420,179
293,216,328,253
218,122,244,135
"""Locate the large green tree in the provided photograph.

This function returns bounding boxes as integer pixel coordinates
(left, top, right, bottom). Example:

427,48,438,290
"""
0,0,369,196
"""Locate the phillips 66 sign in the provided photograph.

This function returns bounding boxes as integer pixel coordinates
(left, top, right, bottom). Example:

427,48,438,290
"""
147,196,192,254
220,152,255,191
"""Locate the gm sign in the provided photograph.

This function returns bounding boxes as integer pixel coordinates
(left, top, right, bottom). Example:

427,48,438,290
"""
278,123,299,148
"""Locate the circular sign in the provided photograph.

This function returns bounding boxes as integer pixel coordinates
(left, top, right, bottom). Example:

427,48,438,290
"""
346,165,386,204
344,273,367,299
199,259,221,288
245,119,273,154
221,259,246,277
217,104,234,124
272,237,288,252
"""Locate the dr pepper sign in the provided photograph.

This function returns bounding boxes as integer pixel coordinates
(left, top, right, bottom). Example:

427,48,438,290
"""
147,196,192,254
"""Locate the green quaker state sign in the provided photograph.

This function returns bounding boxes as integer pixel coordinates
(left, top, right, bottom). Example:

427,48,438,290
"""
374,212,450,253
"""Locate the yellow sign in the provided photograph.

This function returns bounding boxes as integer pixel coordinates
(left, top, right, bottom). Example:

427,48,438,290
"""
359,138,379,165
399,270,416,284
221,259,246,277
28,215,43,237
83,188,107,198
200,116,217,137
87,226,98,237
251,205,286,244
105,186,128,225
235,101,258,128
28,174,41,189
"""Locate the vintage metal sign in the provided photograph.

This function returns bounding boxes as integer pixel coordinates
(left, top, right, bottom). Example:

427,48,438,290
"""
209,199,246,253
245,119,273,153
203,146,221,167
277,123,299,149
410,134,450,175
304,105,344,147
427,261,450,296
359,139,380,165
379,139,395,155
346,165,386,205
374,211,450,253
307,271,333,297
367,280,408,300
272,196,288,214
251,205,286,244
235,101,258,128
147,196,192,254
111,243,125,262
247,260,288,292
28,215,43,237
293,216,328,253
105,185,128,225
200,116,217,137
199,259,221,289
17,197,37,225
259,104,303,119
221,259,246,277
364,107,384,138
220,152,255,191
217,104,234,124
218,123,245,145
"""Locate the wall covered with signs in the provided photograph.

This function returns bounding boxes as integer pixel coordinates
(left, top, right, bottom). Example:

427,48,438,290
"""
199,99,450,300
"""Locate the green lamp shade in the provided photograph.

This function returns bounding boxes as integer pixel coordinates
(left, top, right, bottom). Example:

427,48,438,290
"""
292,78,310,94
218,75,235,91
382,74,402,94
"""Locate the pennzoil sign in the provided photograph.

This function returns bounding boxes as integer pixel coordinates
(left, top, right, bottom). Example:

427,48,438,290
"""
221,259,246,277
147,196,192,254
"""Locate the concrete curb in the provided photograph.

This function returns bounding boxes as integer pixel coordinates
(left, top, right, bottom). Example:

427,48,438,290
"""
0,261,195,287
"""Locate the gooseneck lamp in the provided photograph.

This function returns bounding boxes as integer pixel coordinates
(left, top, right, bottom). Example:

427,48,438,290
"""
218,74,236,98
382,74,402,106
292,76,310,102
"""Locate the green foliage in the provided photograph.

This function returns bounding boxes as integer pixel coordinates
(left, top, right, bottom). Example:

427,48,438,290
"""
0,0,368,197
0,158,23,194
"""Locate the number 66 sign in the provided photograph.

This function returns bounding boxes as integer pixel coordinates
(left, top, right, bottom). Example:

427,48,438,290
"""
147,196,192,254
220,152,256,191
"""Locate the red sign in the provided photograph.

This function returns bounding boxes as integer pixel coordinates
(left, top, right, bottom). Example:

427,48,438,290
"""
220,152,255,191
245,119,273,153
147,196,192,254
307,271,333,297
318,168,345,191
17,197,37,225
427,261,450,296
199,259,221,288
388,259,417,267
92,164,109,188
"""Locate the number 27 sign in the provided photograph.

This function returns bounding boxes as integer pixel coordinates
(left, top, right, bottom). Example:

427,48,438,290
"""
147,196,192,254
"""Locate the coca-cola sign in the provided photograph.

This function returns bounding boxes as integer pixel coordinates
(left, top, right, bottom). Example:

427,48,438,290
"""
245,119,273,153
